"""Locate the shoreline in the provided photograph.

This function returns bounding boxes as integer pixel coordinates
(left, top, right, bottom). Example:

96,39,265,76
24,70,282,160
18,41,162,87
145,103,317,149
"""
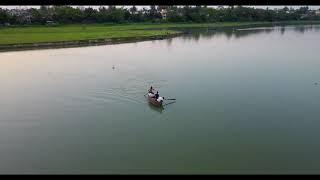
1,21,320,52
0,33,183,52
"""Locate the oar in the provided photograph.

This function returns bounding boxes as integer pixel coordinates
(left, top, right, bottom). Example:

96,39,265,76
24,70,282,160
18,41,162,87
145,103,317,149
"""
163,101,176,106
165,98,176,100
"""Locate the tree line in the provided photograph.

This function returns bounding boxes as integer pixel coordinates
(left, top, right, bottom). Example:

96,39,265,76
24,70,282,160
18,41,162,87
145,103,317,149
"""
0,6,319,25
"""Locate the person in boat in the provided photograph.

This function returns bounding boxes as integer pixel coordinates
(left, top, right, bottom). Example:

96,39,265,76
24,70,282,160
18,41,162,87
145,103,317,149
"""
148,86,155,98
154,92,164,103
148,86,154,94
157,96,164,103
154,91,159,99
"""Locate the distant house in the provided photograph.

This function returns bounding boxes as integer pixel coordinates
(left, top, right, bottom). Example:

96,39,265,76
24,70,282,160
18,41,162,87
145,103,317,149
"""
160,9,167,19
9,9,32,23
8,9,20,16
300,10,316,19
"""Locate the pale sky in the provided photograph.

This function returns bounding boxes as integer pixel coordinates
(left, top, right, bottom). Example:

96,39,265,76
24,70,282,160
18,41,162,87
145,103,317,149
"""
1,5,320,10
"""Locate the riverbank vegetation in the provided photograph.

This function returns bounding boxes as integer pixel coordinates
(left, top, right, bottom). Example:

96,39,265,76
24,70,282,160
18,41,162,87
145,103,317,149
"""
1,21,320,46
0,6,319,26
0,6,320,51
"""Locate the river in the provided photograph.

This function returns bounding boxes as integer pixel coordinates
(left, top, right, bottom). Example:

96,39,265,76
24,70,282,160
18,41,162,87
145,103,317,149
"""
0,24,320,174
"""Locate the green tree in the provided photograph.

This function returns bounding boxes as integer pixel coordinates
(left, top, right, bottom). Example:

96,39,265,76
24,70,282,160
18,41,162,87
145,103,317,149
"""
0,8,8,24
28,8,42,24
167,6,184,22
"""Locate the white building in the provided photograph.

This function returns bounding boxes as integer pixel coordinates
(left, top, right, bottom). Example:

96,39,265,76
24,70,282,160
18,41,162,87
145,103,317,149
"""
160,9,167,19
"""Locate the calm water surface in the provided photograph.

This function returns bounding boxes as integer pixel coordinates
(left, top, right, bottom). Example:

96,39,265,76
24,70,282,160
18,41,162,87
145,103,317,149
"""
0,25,320,174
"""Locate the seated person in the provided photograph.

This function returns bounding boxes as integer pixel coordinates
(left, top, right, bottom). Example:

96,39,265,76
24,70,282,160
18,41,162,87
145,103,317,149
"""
157,96,164,103
148,92,155,97
154,91,159,99
148,86,155,97
148,86,154,94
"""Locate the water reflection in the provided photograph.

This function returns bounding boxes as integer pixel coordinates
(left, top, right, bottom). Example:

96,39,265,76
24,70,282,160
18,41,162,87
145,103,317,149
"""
280,26,285,35
176,24,320,42
166,38,173,46
292,25,317,33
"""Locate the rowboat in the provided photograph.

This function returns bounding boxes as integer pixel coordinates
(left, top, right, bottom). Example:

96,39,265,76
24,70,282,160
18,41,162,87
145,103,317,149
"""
146,93,163,107
148,102,164,113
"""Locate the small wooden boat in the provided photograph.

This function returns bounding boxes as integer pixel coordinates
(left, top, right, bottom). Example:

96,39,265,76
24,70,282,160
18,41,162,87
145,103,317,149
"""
148,102,164,113
146,93,163,107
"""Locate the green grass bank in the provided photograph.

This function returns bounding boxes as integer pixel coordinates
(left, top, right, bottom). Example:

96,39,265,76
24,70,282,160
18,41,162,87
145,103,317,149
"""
0,21,319,51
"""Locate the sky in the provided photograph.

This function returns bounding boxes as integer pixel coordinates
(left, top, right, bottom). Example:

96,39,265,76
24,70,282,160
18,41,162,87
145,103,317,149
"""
1,5,320,10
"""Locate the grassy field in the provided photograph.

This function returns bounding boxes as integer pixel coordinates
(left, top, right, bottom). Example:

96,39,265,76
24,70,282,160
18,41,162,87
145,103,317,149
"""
0,21,320,45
